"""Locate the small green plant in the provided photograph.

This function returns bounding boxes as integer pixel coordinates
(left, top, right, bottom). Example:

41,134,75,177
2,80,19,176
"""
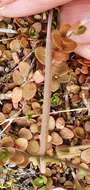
51,93,60,106
32,176,47,188
39,185,49,190
78,169,87,179
29,27,38,37
0,148,10,162
27,113,33,120
73,25,87,35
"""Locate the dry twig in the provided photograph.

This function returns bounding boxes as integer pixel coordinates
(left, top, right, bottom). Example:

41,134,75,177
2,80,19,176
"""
65,90,71,120
40,10,53,173
82,93,90,114
0,109,22,137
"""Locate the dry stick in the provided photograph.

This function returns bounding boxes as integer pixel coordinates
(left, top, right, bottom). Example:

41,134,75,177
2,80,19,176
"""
72,171,82,189
21,58,36,87
82,93,90,115
65,90,71,120
0,109,22,137
50,107,87,115
0,37,16,42
0,28,17,34
11,50,34,73
0,49,33,84
40,10,53,174
32,107,87,117
13,107,87,120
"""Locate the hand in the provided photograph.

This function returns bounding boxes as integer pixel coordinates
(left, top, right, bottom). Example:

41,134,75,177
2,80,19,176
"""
0,0,71,17
0,0,15,6
61,0,90,59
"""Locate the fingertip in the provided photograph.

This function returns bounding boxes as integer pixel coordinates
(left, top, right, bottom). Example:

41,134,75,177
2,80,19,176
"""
75,44,90,60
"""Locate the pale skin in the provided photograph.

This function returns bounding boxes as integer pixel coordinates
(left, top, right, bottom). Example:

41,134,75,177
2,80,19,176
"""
0,0,90,59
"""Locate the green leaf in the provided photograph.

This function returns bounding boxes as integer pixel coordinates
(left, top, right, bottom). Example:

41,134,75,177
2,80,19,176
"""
29,27,38,37
51,93,60,106
0,149,10,162
78,169,87,179
27,113,33,120
73,25,87,35
42,176,47,185
39,185,49,190
33,176,47,188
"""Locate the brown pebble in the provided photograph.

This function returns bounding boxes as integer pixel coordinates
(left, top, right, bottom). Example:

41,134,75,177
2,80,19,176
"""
56,117,65,130
85,175,90,185
59,177,66,184
81,66,88,75
11,150,29,168
48,116,55,130
80,162,89,170
64,181,73,188
51,169,57,175
74,127,85,139
79,74,85,84
31,101,41,110
2,103,12,114
60,127,74,139
27,140,40,155
67,84,80,94
85,76,90,84
1,136,14,147
19,128,32,140
75,67,81,75
11,151,25,165
15,138,28,151
80,89,89,99
81,148,90,164
45,168,52,177
46,147,54,157
51,132,63,145
71,94,81,105
72,156,80,165
84,121,90,132
22,104,31,115
30,123,39,134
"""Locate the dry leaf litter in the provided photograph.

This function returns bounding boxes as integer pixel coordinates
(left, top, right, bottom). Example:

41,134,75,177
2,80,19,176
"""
0,10,90,190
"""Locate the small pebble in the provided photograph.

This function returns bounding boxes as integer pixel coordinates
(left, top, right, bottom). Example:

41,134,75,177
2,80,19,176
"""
48,116,55,130
2,103,12,114
79,74,85,84
67,84,80,94
56,117,65,130
60,127,74,139
84,121,90,132
51,132,63,145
